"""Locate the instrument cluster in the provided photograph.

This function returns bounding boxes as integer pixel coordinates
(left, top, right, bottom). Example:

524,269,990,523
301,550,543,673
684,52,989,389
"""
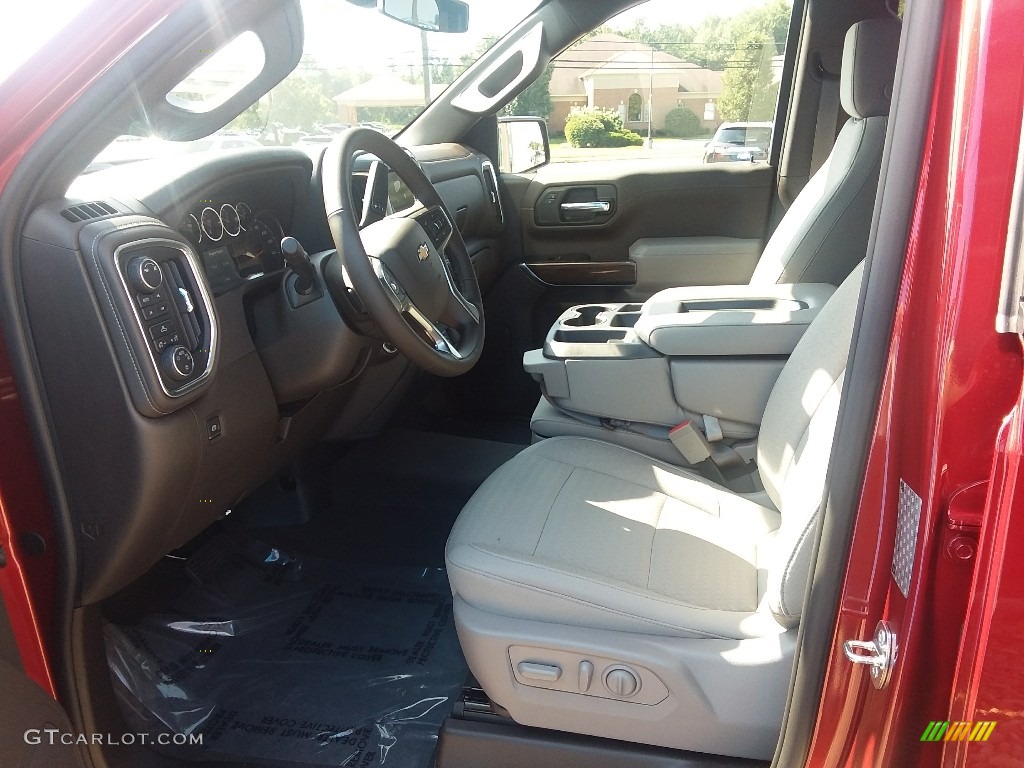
179,202,286,295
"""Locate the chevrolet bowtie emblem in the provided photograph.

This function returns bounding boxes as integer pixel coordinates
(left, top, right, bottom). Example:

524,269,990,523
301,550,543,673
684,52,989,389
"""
417,242,429,262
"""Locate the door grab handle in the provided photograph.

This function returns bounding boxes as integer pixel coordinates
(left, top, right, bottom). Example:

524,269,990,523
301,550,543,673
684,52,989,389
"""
559,201,611,214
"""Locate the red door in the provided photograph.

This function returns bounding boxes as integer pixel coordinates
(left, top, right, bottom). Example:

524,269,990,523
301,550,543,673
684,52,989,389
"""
806,0,1024,764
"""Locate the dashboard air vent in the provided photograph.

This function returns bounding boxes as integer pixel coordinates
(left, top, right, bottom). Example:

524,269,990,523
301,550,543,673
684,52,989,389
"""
164,259,203,348
61,201,117,222
481,160,504,226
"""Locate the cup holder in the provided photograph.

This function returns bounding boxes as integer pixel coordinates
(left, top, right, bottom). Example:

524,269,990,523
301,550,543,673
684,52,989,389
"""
563,305,607,327
610,312,641,328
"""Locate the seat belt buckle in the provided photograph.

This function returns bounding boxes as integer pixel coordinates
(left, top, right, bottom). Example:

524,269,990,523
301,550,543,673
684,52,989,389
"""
668,420,712,464
703,415,724,443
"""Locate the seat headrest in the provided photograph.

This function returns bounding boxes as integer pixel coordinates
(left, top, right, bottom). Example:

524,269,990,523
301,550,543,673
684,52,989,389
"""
841,18,902,119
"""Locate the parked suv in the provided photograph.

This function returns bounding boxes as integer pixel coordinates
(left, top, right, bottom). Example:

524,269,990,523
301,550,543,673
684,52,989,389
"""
703,121,773,163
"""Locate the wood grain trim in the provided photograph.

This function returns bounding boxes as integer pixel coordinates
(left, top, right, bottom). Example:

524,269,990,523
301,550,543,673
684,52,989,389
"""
524,261,637,286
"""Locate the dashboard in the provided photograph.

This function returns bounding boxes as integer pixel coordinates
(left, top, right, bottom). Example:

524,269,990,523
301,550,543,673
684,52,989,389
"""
178,202,286,294
21,142,506,605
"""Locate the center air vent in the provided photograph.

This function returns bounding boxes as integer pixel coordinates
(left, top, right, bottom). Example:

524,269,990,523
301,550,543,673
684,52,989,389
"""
61,201,117,222
114,240,217,402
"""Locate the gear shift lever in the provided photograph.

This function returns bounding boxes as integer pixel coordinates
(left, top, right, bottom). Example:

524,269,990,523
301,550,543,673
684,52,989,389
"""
281,236,316,295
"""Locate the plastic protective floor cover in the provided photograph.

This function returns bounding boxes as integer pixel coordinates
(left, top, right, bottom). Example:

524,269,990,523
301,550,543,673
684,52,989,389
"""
104,538,467,767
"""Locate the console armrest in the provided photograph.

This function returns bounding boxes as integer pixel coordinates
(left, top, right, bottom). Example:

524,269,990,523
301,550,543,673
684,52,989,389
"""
635,283,836,356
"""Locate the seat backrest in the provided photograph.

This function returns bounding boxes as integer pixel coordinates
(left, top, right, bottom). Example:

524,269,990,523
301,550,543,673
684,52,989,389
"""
756,261,864,625
749,19,901,287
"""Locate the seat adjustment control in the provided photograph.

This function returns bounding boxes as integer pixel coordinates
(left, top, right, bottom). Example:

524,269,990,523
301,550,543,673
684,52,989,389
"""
162,345,195,381
578,660,594,692
604,666,640,697
516,661,561,683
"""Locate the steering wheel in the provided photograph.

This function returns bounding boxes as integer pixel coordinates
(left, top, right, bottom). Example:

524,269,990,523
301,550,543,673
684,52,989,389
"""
322,128,484,376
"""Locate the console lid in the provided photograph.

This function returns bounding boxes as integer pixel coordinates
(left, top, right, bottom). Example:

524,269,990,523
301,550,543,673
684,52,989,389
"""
635,283,836,356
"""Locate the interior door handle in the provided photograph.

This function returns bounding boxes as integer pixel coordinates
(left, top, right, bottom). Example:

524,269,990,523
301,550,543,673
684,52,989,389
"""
559,201,611,214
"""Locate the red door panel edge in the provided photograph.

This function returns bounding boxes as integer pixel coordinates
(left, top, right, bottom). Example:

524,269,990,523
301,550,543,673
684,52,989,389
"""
943,409,1024,767
806,0,1024,764
0,0,187,696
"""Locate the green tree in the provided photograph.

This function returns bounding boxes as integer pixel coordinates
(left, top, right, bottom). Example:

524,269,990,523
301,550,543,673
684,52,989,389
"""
431,59,460,84
227,101,266,132
595,1,792,124
503,63,553,119
268,76,340,131
719,31,778,122
599,0,791,72
227,55,367,134
690,16,735,70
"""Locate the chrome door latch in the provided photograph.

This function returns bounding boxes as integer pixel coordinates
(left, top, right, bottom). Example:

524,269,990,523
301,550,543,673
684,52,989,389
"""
843,620,898,689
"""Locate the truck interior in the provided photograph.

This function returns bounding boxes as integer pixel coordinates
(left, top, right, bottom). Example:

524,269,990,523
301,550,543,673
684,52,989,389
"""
0,0,950,766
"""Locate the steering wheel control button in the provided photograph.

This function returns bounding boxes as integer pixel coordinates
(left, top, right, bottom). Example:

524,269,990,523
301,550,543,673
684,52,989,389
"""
579,660,594,692
380,267,408,302
604,666,640,698
127,256,163,293
162,345,195,381
516,661,562,683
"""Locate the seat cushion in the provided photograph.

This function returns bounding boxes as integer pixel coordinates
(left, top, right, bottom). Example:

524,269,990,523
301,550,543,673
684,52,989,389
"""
446,437,786,640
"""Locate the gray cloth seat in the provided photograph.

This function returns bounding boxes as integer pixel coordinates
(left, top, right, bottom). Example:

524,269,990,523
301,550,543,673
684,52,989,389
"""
447,262,865,759
752,17,900,286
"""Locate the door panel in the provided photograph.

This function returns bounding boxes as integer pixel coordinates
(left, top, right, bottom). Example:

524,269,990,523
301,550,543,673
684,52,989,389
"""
519,161,773,293
510,160,776,341
627,236,762,294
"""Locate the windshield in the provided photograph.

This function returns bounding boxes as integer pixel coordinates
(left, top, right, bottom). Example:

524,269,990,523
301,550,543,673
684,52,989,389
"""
86,0,536,174
1,0,93,84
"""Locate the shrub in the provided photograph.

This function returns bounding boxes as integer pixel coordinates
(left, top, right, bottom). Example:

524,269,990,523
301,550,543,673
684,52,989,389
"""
664,107,703,138
564,112,606,148
565,110,644,148
604,130,645,147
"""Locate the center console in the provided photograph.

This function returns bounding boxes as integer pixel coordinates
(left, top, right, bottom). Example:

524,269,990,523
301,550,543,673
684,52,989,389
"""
524,282,835,465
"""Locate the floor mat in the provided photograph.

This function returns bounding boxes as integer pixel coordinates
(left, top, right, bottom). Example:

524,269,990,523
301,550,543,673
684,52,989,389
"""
105,538,467,767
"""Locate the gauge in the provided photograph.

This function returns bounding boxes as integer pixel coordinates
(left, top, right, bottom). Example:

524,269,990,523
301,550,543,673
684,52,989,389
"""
249,211,285,272
200,206,223,241
179,213,201,243
236,202,252,230
220,203,241,237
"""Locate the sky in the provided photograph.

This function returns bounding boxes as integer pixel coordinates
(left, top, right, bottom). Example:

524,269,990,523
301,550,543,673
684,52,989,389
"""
1,0,779,85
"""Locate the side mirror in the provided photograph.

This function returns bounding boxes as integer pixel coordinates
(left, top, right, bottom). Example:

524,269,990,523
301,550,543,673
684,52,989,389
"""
498,116,550,174
376,0,469,33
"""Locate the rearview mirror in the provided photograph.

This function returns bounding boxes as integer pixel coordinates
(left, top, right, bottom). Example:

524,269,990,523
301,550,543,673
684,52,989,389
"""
376,0,469,33
498,117,550,174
